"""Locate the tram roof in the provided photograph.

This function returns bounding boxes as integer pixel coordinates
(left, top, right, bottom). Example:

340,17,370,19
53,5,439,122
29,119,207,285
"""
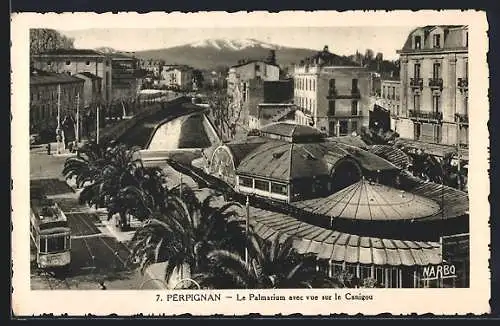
31,200,67,224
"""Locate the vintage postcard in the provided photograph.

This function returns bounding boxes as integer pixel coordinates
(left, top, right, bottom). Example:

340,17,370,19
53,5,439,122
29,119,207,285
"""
11,10,490,316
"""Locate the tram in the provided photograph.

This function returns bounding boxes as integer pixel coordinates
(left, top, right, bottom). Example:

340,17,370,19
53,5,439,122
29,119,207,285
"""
30,185,71,271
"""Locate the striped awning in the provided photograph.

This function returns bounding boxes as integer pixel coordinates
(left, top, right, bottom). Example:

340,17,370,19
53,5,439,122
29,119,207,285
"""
249,207,442,267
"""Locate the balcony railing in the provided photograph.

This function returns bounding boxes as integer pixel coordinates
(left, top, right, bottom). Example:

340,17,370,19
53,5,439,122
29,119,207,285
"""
457,78,468,93
455,113,469,124
428,78,443,89
410,78,423,90
326,88,361,99
408,110,443,121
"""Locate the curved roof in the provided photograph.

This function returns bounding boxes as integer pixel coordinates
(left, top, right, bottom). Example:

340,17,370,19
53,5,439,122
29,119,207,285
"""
236,141,350,181
249,207,442,266
111,97,217,148
369,145,411,169
293,178,441,221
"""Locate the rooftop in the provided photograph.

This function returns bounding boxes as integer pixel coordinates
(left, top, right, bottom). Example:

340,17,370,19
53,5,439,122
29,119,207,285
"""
30,69,84,85
293,178,441,221
230,59,279,69
35,48,106,56
249,207,442,266
74,72,102,80
258,122,326,143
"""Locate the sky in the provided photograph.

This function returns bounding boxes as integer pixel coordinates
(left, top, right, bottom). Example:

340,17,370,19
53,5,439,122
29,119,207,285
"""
60,26,416,60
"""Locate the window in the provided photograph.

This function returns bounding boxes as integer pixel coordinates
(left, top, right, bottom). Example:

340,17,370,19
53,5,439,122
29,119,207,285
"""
359,265,372,281
352,78,358,92
328,101,336,115
382,86,386,98
414,63,421,79
254,179,269,191
86,61,90,65
47,61,52,66
312,79,315,91
414,35,422,49
465,61,468,79
65,60,71,65
255,64,260,72
464,96,468,116
375,267,385,287
414,123,421,140
45,235,66,253
466,32,468,47
339,120,348,136
329,78,336,90
351,100,358,115
351,121,358,134
106,60,110,66
271,182,287,195
238,176,253,188
433,34,441,48
432,95,440,113
413,94,420,111
433,62,441,79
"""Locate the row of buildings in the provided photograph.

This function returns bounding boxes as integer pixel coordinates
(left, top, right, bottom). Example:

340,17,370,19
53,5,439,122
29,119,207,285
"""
140,60,197,91
226,25,469,159
30,49,143,136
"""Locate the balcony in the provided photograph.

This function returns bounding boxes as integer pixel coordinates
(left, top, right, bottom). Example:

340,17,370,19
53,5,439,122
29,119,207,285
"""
428,78,443,90
326,88,361,99
455,113,469,124
408,110,442,121
457,78,468,93
410,78,423,90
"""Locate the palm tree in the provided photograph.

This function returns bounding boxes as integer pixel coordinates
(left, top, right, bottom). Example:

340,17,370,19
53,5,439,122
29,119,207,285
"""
189,234,341,289
64,141,166,229
127,190,244,287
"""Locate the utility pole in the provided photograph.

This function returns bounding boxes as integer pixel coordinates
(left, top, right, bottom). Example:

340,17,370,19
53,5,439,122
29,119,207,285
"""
76,92,80,143
56,84,61,154
245,195,250,268
456,115,462,190
96,104,100,145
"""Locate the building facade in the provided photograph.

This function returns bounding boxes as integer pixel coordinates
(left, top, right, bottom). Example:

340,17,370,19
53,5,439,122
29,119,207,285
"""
396,25,468,146
376,79,402,130
294,65,372,137
73,72,103,109
32,49,113,103
30,69,84,136
110,54,141,101
160,66,194,91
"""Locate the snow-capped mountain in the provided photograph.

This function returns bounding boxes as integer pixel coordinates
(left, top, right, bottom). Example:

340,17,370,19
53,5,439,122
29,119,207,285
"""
188,38,284,51
131,38,356,70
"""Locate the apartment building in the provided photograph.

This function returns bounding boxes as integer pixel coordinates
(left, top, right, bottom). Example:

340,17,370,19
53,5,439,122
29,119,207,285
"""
396,25,468,146
32,49,113,103
30,69,84,136
376,79,402,130
110,53,141,100
294,64,372,136
160,65,194,91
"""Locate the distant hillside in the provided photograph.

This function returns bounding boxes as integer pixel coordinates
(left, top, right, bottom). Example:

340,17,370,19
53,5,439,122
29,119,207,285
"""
131,38,329,70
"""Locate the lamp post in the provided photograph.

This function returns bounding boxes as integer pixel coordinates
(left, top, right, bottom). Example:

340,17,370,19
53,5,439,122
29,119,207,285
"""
245,195,250,268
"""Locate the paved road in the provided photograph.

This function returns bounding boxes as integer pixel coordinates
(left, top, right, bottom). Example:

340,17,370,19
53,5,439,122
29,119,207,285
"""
30,147,148,290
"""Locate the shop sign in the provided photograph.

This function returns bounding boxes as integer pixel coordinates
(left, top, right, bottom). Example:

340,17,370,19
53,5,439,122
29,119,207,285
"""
421,263,457,281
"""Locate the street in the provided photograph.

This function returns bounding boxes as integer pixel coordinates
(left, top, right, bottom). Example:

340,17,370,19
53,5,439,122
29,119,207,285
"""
30,146,149,290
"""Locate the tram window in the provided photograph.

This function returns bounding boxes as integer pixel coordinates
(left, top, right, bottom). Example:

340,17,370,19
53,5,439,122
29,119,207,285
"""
39,238,47,253
65,235,71,249
388,268,399,288
46,236,65,252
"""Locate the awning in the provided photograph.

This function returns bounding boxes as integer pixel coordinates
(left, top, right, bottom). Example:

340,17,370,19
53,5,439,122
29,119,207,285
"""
249,207,442,267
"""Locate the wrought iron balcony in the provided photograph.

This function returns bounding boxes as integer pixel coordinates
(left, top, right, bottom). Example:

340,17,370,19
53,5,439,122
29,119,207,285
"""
326,88,361,99
408,110,443,121
455,113,469,124
410,78,423,90
428,78,443,89
457,78,468,93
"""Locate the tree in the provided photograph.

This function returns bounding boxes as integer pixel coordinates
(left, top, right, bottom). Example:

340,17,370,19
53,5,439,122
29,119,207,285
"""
364,49,374,64
63,142,166,229
206,88,241,141
192,70,204,89
375,52,383,72
190,234,343,289
30,29,74,55
127,189,245,286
